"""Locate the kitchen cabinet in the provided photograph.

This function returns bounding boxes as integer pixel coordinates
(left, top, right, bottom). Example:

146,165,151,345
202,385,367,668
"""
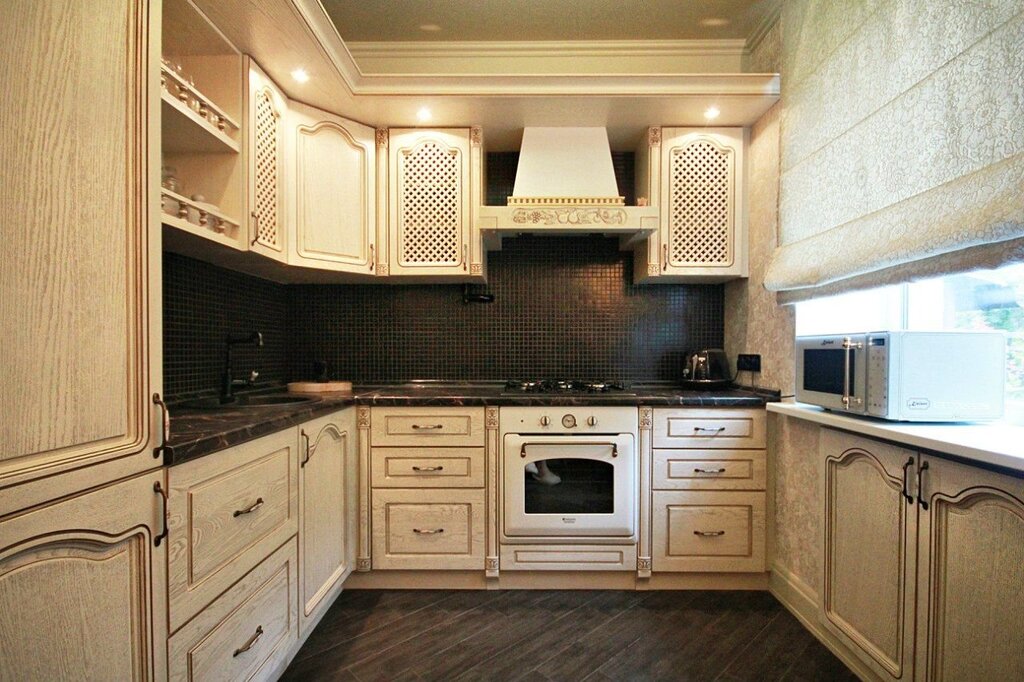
298,408,357,636
246,58,288,263
0,470,167,681
386,128,483,280
1,0,162,516
634,126,747,283
287,102,377,275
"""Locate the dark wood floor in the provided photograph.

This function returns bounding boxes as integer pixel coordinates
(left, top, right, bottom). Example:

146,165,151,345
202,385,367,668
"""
282,589,857,682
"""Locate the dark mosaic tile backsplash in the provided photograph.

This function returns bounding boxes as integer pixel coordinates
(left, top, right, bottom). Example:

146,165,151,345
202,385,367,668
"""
288,236,722,383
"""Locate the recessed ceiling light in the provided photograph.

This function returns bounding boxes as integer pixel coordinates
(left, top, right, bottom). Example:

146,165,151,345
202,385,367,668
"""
700,17,730,27
704,106,721,120
291,68,310,83
416,106,432,123
419,23,442,32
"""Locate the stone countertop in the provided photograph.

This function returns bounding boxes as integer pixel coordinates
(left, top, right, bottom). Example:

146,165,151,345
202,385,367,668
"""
165,382,778,466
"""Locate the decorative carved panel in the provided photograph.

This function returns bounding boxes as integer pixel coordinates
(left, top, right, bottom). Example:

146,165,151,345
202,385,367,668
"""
398,141,462,267
669,139,733,267
253,87,281,250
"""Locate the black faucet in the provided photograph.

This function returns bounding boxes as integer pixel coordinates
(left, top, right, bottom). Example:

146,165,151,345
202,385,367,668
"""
220,332,263,403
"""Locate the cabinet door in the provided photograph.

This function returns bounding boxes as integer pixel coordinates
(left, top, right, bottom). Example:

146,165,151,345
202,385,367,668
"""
246,58,287,263
0,470,167,681
657,127,746,281
388,128,471,277
298,408,357,635
915,455,1024,682
0,0,161,514
288,102,376,275
819,429,918,681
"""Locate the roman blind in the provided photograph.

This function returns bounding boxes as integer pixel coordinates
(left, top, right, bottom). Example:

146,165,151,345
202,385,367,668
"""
764,0,1024,299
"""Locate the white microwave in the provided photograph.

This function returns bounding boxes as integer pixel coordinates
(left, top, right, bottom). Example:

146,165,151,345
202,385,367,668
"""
795,331,1005,422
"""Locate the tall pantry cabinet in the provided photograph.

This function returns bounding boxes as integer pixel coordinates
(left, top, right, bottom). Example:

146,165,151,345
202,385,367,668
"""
0,0,166,680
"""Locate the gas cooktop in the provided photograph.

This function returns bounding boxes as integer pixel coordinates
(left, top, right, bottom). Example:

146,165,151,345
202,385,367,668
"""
502,380,635,395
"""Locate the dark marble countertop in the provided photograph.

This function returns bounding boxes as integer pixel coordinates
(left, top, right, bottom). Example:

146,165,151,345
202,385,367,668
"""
164,382,778,466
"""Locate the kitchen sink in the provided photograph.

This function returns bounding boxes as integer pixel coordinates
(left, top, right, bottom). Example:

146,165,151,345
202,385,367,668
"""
179,394,320,410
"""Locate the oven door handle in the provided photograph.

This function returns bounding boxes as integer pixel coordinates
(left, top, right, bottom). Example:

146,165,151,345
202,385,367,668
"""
520,442,618,458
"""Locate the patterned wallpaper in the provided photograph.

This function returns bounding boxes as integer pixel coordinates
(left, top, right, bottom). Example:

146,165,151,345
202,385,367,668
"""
767,0,1024,291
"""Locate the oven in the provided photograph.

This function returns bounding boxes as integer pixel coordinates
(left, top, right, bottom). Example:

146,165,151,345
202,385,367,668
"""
500,407,638,542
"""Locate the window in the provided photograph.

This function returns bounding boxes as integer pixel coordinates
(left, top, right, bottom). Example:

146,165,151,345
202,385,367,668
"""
796,262,1024,423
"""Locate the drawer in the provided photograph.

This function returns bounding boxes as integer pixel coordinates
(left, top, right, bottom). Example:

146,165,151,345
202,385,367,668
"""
372,489,484,570
653,408,766,449
370,407,485,447
167,427,299,632
653,449,766,491
372,447,484,488
169,539,298,682
652,491,766,572
500,544,637,572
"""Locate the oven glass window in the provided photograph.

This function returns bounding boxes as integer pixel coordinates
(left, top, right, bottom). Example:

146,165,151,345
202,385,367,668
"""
803,348,855,396
524,458,614,514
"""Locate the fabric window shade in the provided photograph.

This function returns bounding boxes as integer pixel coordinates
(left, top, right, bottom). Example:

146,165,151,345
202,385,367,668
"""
765,0,1024,296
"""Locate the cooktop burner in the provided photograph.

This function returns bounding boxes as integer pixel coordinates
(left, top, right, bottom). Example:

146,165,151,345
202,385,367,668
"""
503,380,630,394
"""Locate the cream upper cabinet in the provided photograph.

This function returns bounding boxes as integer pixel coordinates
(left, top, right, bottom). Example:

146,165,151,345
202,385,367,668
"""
287,102,377,275
0,470,168,681
635,126,747,283
819,429,918,682
387,128,481,279
298,408,357,635
0,0,161,514
246,58,288,263
915,454,1024,682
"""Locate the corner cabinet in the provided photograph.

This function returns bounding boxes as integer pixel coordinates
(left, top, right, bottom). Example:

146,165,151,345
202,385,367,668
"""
287,103,377,275
246,59,288,263
386,128,483,280
635,127,747,283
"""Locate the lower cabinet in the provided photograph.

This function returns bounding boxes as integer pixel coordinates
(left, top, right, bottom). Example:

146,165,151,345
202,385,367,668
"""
0,470,167,681
169,539,299,682
652,490,766,572
819,428,1024,682
372,488,486,569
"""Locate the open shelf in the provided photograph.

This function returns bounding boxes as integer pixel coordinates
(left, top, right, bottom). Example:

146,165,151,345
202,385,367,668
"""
161,188,244,250
162,91,239,153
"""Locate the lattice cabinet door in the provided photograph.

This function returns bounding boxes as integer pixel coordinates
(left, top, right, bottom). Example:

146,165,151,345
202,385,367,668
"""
657,127,747,281
287,101,377,275
246,59,288,263
388,128,472,277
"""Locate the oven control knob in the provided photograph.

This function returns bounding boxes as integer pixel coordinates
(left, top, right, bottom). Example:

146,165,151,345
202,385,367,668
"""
562,414,577,428
587,416,597,426
540,416,550,426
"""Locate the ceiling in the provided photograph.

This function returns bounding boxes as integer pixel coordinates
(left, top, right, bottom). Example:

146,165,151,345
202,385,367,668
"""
322,0,777,42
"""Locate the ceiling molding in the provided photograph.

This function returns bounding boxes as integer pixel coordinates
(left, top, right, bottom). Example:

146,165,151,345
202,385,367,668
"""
293,0,779,96
347,39,749,60
745,0,782,59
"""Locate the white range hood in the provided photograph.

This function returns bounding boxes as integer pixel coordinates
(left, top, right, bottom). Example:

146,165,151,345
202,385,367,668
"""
477,126,658,243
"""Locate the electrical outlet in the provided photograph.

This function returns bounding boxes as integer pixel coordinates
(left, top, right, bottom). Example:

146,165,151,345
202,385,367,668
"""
737,354,762,373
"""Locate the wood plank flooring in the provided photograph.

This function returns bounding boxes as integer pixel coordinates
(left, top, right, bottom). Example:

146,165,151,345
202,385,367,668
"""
282,590,857,682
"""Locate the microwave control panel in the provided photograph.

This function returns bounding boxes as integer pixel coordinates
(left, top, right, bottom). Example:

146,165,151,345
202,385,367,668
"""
866,335,889,416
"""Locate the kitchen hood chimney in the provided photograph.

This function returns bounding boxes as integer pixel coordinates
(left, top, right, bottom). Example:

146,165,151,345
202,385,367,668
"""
510,127,623,206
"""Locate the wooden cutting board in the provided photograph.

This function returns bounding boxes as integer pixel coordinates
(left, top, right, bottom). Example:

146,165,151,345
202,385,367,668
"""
287,381,353,393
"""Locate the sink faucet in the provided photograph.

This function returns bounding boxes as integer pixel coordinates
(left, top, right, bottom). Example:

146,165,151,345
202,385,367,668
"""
220,332,263,403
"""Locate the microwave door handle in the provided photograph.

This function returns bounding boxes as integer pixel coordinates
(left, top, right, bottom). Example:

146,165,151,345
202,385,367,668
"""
841,337,864,410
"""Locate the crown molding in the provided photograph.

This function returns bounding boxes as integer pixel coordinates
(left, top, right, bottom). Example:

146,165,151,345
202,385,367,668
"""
347,38,748,59
745,0,782,59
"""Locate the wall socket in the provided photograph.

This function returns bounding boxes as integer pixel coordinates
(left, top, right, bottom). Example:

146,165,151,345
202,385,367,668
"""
737,354,762,372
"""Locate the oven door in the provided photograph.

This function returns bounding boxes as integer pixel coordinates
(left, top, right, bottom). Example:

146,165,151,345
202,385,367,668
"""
796,334,869,413
503,434,635,538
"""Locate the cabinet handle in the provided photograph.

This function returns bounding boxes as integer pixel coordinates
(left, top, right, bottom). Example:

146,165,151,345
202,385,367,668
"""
250,212,260,246
300,429,312,468
694,467,727,474
916,460,930,510
233,497,264,517
153,482,169,547
412,465,444,472
463,244,468,271
693,530,726,537
693,427,726,434
233,626,264,657
369,244,375,272
413,528,444,535
662,243,668,271
901,457,915,504
411,424,444,430
152,393,170,459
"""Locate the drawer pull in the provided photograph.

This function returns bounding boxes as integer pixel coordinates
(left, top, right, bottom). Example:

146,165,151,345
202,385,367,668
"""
411,424,444,430
694,530,726,537
412,465,444,472
233,497,264,517
694,467,727,474
413,528,445,535
693,427,726,434
232,625,263,657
